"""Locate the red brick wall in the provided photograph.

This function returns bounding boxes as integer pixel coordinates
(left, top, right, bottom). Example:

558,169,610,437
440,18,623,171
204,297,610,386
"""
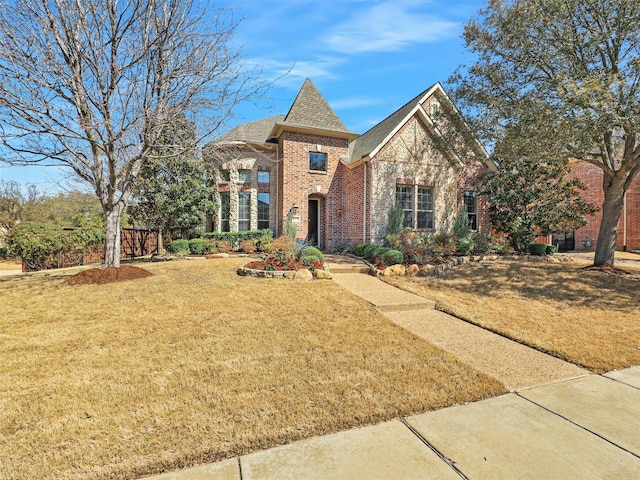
570,161,640,251
330,162,369,248
277,131,350,249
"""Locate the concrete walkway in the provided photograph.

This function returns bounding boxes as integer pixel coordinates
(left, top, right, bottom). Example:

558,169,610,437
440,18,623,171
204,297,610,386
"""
141,257,640,479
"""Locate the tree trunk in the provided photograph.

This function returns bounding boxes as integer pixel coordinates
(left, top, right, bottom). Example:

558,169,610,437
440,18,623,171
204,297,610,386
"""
157,228,164,255
593,178,625,267
104,206,123,268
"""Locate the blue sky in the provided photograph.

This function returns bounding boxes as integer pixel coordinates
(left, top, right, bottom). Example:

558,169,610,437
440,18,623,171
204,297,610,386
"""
0,0,485,193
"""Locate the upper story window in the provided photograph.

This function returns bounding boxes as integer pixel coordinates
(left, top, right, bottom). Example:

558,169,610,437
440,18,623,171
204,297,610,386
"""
238,169,251,183
220,170,230,182
258,170,270,184
464,191,478,230
309,152,327,172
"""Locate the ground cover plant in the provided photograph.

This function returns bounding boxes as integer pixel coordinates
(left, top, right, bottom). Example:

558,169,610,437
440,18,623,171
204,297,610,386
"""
384,260,640,373
0,258,505,479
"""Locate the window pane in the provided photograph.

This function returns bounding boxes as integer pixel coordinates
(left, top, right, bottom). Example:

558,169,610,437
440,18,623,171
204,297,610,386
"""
238,192,250,231
258,170,270,183
464,191,477,230
238,169,251,183
258,193,270,230
309,152,327,172
220,192,230,232
417,187,433,229
395,185,413,228
220,170,230,182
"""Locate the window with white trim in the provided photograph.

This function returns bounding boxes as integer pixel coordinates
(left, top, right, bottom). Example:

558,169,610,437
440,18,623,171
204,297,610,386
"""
396,184,435,230
464,191,477,230
395,185,414,228
220,192,230,232
238,192,250,231
258,193,270,229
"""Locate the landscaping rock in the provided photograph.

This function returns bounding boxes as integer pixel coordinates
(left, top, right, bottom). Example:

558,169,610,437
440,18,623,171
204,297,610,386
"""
406,264,420,276
314,269,333,280
293,268,314,281
383,264,406,276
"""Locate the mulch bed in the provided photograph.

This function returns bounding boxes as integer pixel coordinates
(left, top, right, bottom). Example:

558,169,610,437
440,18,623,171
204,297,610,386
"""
64,265,153,285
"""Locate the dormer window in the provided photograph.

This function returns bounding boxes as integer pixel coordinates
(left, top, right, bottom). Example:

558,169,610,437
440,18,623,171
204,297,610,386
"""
309,152,327,172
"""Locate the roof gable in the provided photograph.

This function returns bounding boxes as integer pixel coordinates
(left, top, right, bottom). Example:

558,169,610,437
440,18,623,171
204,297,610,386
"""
276,78,356,138
347,83,489,167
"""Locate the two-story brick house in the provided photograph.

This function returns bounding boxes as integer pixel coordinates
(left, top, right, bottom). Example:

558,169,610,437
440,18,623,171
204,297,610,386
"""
205,78,493,251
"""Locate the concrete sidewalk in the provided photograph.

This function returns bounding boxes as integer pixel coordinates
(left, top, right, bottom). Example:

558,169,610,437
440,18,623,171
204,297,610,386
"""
144,370,640,479
141,258,640,479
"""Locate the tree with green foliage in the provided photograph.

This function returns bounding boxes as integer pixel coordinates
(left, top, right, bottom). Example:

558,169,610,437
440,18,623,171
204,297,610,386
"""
451,0,640,266
128,126,216,248
0,0,262,267
479,130,598,249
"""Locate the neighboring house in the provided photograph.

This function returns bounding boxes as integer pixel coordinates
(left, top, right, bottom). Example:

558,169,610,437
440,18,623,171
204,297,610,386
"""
554,161,640,252
204,78,493,250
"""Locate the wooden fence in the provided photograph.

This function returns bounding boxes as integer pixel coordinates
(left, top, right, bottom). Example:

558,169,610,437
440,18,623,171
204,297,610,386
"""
22,228,170,272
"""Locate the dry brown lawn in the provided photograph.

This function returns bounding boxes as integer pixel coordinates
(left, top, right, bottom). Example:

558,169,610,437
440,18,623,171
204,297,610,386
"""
0,258,505,480
385,259,640,374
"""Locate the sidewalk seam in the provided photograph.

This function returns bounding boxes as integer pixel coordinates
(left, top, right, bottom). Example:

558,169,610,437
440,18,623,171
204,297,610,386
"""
400,418,469,480
515,393,640,461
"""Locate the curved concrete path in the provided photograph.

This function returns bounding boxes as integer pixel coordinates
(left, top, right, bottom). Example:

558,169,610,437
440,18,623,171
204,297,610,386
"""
140,257,640,479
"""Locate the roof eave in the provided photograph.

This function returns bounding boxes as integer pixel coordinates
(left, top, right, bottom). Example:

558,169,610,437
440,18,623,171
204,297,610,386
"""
270,122,360,141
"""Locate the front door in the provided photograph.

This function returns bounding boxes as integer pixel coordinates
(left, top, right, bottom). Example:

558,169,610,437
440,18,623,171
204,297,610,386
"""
308,199,319,246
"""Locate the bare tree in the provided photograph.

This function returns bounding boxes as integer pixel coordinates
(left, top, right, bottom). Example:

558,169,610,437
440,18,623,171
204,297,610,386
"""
0,0,261,267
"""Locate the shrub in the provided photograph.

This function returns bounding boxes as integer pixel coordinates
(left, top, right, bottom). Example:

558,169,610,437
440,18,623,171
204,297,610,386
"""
453,208,471,240
188,238,207,255
381,249,404,266
204,238,216,254
201,229,273,251
240,240,256,254
354,243,368,257
387,203,405,236
216,241,232,253
255,234,273,252
471,232,493,255
301,245,324,261
545,244,558,255
458,237,475,255
269,236,296,253
302,255,324,270
363,244,380,261
528,243,548,256
166,239,189,254
0,247,7,259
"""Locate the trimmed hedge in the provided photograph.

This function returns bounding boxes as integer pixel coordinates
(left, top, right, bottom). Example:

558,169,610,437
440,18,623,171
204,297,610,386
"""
363,244,380,261
354,243,367,257
188,238,207,255
302,245,324,261
166,239,189,254
545,244,558,255
201,229,273,251
381,249,404,265
528,243,548,256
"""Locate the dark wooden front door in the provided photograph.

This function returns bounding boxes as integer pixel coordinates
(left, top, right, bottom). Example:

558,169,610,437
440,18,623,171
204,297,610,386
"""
308,199,318,245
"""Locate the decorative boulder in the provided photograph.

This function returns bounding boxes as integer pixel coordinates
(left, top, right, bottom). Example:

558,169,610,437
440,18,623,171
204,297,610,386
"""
293,268,314,281
406,264,420,276
383,264,406,276
313,269,333,280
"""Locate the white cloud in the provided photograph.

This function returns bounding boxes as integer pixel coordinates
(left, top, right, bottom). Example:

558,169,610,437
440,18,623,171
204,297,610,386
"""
325,1,460,54
248,56,346,88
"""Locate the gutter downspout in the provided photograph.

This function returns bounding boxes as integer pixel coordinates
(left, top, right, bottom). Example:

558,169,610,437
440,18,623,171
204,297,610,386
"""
623,191,627,251
363,162,368,244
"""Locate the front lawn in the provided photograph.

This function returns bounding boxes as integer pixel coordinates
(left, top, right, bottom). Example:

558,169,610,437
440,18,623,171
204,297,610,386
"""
0,258,505,480
384,259,640,373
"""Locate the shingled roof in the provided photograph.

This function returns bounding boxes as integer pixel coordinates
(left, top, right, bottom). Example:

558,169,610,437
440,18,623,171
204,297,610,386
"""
348,84,437,163
272,78,358,139
218,115,284,145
